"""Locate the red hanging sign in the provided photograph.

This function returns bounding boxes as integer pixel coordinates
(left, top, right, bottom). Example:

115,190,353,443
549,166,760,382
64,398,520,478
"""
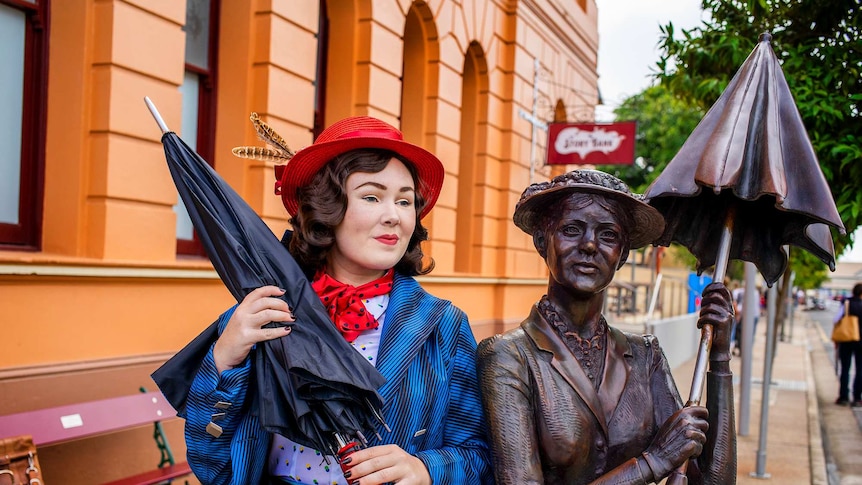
546,121,637,165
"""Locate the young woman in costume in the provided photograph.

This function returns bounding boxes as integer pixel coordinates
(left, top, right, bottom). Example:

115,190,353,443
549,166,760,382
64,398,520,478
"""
182,116,492,485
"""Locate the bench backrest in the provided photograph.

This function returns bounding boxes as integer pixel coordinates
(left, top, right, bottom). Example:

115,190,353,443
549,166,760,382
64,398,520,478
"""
0,392,178,447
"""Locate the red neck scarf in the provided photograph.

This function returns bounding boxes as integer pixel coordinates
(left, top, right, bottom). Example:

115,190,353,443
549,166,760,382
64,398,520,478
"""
311,269,394,342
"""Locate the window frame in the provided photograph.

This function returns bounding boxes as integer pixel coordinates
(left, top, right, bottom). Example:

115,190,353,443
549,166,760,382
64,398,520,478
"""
0,0,49,250
176,0,220,256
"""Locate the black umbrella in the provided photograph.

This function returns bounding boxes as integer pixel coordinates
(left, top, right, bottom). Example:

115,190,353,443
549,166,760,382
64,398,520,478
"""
643,33,844,483
144,97,388,459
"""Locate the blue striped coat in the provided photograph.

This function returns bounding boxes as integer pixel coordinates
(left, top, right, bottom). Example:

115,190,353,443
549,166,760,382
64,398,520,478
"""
181,273,493,484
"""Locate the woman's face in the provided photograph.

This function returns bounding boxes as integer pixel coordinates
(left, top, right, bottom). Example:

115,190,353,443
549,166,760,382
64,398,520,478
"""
539,196,625,297
329,158,417,285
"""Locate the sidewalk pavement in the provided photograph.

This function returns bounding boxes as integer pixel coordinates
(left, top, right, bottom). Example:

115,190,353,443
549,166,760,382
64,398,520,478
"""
659,311,862,484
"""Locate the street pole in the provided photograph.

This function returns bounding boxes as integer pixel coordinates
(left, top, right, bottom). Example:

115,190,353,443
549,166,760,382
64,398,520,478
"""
517,58,547,184
752,283,778,479
738,261,756,436
780,246,790,342
789,271,796,341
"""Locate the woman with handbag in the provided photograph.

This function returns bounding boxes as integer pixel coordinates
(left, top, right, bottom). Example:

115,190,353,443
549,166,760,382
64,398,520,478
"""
180,116,493,485
833,283,862,406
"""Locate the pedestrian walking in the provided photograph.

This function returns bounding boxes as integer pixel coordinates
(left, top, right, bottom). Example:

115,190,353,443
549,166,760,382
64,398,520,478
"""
833,283,862,407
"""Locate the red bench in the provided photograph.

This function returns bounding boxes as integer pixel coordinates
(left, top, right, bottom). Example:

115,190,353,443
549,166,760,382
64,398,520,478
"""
0,391,192,484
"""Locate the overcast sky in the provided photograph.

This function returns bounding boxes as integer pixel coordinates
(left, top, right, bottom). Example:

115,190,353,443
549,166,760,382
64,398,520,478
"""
595,0,704,121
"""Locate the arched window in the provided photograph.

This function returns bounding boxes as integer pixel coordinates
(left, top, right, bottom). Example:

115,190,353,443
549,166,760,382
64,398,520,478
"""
554,99,568,123
550,98,569,177
400,5,427,145
455,42,488,273
321,0,357,125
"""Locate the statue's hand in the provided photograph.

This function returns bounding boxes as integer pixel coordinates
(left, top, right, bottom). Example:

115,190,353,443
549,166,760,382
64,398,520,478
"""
698,282,733,362
642,406,709,480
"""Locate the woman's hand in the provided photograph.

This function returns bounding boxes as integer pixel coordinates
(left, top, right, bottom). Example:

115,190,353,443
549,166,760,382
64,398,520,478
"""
641,406,709,481
698,282,734,362
213,286,294,374
342,444,431,485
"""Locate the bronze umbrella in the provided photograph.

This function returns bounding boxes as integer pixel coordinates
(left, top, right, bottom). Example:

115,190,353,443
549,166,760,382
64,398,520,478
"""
643,33,844,483
646,33,844,287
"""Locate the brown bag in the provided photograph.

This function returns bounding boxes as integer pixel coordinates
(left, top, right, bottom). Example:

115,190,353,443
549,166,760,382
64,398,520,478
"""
0,435,43,485
833,300,861,343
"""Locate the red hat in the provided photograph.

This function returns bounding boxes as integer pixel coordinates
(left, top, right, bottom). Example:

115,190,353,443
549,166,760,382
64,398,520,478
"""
274,116,444,219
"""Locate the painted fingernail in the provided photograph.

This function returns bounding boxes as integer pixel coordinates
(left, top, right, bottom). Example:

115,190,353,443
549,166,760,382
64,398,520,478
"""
343,471,352,479
341,457,352,465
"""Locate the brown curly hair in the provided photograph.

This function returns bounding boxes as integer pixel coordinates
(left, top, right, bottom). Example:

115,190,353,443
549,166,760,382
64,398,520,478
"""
287,148,434,277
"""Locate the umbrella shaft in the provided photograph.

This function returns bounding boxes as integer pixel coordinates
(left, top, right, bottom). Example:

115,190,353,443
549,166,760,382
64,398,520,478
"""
687,324,714,404
685,207,732,403
712,208,735,284
672,323,715,484
687,206,732,403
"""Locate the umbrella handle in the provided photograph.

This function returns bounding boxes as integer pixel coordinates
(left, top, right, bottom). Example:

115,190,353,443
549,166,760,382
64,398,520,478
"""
336,440,362,474
667,467,689,485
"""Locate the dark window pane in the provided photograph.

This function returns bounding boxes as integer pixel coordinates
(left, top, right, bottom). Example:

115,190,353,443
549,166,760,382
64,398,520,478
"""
184,0,210,70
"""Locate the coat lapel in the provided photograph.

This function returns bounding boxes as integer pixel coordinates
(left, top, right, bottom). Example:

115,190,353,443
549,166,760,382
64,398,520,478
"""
522,307,609,438
374,274,442,407
598,326,632,425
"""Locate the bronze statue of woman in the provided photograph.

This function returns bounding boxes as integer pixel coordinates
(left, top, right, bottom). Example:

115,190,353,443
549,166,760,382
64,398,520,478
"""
478,170,736,484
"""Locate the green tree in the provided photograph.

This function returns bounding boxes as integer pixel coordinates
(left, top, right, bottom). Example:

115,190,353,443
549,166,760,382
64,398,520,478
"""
656,0,862,257
790,247,831,290
597,85,704,193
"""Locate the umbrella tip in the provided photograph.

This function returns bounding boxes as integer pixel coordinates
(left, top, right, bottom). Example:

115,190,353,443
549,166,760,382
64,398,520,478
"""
759,32,772,43
143,96,171,135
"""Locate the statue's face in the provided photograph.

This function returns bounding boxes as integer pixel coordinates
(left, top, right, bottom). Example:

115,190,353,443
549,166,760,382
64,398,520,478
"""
538,197,625,297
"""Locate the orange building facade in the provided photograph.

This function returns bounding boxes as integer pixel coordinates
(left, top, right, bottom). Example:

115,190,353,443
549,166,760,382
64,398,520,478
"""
0,0,598,481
